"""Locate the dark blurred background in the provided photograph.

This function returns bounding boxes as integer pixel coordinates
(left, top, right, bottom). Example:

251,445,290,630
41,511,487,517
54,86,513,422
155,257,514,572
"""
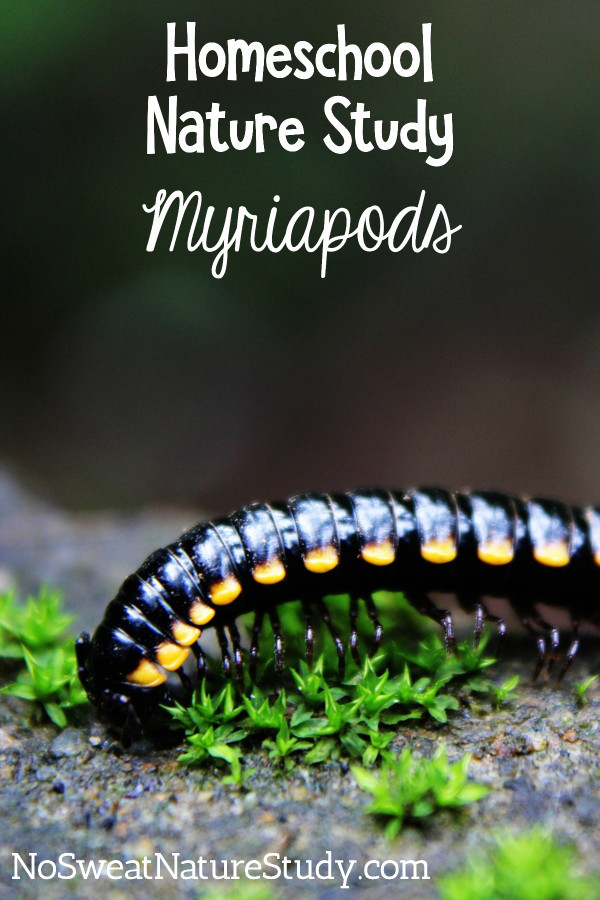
3,1,600,514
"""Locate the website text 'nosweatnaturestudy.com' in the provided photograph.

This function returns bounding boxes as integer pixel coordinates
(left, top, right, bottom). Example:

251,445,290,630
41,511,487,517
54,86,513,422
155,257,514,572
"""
12,851,430,889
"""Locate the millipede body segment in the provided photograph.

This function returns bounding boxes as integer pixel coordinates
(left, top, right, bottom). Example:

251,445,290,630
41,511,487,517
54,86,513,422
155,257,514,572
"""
77,488,600,731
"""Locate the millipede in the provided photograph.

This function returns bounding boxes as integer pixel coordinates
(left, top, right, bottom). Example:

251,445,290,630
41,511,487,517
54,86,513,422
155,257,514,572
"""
76,487,600,736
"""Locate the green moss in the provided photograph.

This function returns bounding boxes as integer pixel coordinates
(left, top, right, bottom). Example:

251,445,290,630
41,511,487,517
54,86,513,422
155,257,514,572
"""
573,674,597,706
0,586,73,658
195,884,275,900
439,829,595,900
353,745,489,838
0,588,88,727
166,591,497,790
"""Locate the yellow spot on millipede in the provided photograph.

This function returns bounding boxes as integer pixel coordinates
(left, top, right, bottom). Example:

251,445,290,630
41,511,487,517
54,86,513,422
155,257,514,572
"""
304,546,339,573
171,620,202,646
361,540,396,566
595,551,600,568
126,658,167,688
478,539,514,566
534,542,570,567
209,575,242,606
189,600,216,626
421,537,457,564
155,642,190,671
252,559,286,585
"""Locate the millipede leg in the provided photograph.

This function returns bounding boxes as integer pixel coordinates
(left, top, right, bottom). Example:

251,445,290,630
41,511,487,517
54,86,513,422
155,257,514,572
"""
177,667,194,700
228,621,245,687
302,599,316,670
407,593,457,654
191,642,207,682
459,595,488,650
532,612,560,678
269,609,285,676
215,625,232,678
364,594,383,654
75,633,92,692
556,619,580,684
474,602,484,650
315,597,345,678
521,609,561,680
349,594,360,665
162,686,177,707
115,695,142,748
249,610,264,682
520,615,547,682
471,599,506,652
484,610,507,651
106,691,142,747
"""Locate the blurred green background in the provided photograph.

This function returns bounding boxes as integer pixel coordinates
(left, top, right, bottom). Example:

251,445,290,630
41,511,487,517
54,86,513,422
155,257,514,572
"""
3,1,600,512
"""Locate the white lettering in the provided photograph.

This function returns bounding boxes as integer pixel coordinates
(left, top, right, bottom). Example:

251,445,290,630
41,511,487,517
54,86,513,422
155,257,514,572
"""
142,189,462,278
58,854,77,880
13,853,36,880
165,22,435,83
166,22,197,82
336,858,356,890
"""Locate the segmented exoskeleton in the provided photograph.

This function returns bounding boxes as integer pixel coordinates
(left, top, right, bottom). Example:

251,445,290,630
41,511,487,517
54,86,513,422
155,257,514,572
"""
77,488,600,735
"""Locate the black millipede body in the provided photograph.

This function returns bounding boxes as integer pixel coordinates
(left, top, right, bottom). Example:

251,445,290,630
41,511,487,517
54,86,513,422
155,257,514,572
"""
76,488,600,733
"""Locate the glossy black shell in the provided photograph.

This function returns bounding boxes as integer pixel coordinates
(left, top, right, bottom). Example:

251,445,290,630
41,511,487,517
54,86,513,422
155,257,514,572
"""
77,488,600,727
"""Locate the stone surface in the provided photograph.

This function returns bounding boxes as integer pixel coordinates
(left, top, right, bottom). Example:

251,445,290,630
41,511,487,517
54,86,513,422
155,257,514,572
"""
1,468,600,899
